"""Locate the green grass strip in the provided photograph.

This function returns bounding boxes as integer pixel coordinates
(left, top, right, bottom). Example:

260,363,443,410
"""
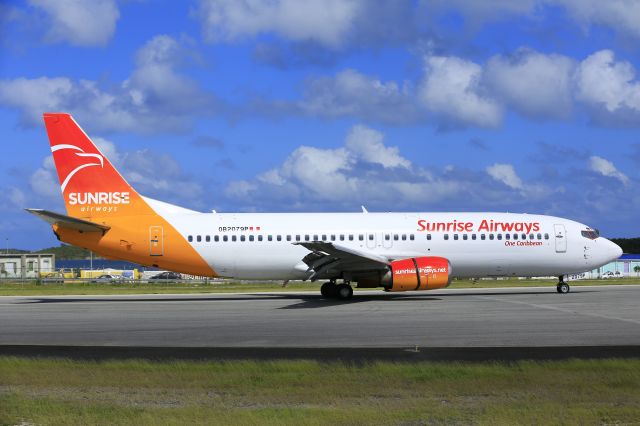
0,357,639,425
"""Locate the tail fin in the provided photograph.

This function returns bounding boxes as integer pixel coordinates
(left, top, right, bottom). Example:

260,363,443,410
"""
43,113,141,219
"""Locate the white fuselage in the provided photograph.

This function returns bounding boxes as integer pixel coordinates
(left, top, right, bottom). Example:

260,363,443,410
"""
146,199,622,280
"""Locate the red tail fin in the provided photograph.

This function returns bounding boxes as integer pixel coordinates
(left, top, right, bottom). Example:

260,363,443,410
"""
43,113,140,219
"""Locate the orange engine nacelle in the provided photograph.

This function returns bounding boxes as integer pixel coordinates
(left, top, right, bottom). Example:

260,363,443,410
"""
387,256,451,292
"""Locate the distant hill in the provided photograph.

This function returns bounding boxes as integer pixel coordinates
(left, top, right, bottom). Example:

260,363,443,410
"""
35,244,98,260
610,238,640,254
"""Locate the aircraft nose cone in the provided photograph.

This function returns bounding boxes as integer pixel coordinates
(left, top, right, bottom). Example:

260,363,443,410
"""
605,239,623,262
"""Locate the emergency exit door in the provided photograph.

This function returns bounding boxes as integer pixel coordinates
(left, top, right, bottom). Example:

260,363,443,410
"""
149,226,164,256
554,224,567,253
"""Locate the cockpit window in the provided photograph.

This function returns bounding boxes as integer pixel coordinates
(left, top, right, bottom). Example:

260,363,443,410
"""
581,229,600,240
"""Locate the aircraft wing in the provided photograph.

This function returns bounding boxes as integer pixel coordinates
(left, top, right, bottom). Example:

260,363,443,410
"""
294,241,390,281
26,209,111,233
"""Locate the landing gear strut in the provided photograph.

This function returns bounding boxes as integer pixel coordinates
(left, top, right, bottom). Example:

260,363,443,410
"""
556,276,570,294
320,281,353,300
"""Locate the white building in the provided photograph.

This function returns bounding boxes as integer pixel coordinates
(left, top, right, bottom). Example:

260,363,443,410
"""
0,254,55,279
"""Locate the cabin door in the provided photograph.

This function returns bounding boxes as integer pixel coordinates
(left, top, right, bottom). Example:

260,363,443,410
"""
149,226,164,256
554,224,567,253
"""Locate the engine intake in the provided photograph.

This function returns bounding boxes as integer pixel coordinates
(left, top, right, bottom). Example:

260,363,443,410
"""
387,256,451,292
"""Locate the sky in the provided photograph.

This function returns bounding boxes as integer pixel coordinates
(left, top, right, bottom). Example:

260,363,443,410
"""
1,0,640,250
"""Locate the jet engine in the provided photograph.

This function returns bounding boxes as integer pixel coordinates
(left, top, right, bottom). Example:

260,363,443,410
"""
355,256,451,291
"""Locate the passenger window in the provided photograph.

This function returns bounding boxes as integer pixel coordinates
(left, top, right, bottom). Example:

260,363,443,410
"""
521,233,526,240
358,234,364,241
444,234,449,240
529,234,534,240
544,233,549,240
410,234,415,241
331,235,336,241
296,235,301,241
286,235,291,241
427,234,432,240
349,235,354,241
505,234,510,240
197,235,202,242
340,235,345,241
393,234,399,241
513,234,518,240
471,234,476,240
453,234,459,240
268,235,272,241
214,236,219,242
231,235,237,242
385,234,390,241
481,234,486,240
369,234,374,241
313,235,318,241
249,235,255,242
305,235,310,241
489,234,494,240
205,235,210,242
401,234,407,241
463,234,468,240
537,233,542,240
240,235,246,242
322,235,326,241
258,235,263,241
188,235,193,242
497,234,502,240
277,235,282,241
223,235,228,242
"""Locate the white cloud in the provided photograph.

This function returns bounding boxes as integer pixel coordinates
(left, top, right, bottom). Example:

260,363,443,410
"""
224,125,552,211
195,0,362,48
298,69,419,124
425,0,640,40
0,35,213,133
484,50,575,119
589,155,629,185
29,0,119,46
556,0,640,39
8,188,27,208
574,50,640,124
486,163,524,190
419,55,502,128
29,156,60,199
344,125,410,169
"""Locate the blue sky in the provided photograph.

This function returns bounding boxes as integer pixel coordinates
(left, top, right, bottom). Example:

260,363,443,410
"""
1,0,639,250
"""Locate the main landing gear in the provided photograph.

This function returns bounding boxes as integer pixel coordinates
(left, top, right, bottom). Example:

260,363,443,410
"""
320,281,353,300
556,276,570,294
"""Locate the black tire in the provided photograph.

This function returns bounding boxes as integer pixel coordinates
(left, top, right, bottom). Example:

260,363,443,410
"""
320,282,337,298
336,283,353,300
557,283,570,294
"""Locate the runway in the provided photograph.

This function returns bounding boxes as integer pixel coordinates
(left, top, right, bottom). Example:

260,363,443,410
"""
1,285,639,360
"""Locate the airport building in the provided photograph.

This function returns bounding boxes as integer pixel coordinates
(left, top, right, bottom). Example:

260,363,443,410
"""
592,254,640,278
0,253,55,279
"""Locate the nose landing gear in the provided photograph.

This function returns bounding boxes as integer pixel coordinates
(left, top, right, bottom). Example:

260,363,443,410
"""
556,276,570,294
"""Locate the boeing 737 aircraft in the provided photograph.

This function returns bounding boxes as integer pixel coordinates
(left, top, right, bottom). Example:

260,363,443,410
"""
28,113,622,299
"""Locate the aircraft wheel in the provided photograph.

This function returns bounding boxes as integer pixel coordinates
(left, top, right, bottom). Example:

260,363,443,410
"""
557,283,570,294
336,283,353,300
320,282,337,298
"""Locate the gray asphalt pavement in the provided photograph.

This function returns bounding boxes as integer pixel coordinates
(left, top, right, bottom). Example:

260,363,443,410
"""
1,285,639,349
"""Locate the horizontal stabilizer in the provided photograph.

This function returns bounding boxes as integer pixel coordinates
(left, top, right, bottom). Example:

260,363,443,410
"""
25,209,110,233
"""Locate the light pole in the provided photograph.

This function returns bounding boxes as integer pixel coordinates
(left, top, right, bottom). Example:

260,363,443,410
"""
5,238,7,255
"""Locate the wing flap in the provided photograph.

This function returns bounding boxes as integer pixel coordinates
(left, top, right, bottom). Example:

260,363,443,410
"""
294,241,389,281
26,209,110,233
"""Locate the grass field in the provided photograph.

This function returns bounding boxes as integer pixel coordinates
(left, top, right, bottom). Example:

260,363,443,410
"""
0,277,637,296
0,357,638,425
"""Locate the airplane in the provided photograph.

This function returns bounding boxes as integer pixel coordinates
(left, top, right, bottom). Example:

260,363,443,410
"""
27,113,623,299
